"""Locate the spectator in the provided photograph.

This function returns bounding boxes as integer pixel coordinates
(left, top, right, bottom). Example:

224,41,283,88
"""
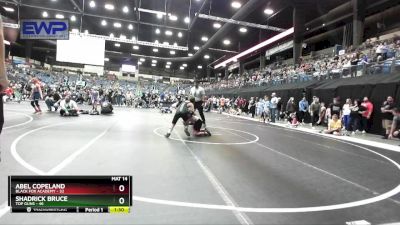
310,97,321,126
361,97,374,133
317,102,327,126
276,97,283,121
381,96,395,139
262,96,270,123
342,98,352,131
388,108,400,141
330,97,342,118
349,99,366,135
322,114,342,135
288,112,299,128
256,97,264,122
286,97,296,118
270,93,278,123
59,95,79,116
45,90,61,112
298,97,309,124
249,97,256,118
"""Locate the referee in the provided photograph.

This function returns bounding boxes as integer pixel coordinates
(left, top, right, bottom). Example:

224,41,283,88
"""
190,80,206,128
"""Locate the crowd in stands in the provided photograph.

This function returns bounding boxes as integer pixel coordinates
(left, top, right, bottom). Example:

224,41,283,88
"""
205,37,400,91
3,64,191,114
204,93,399,143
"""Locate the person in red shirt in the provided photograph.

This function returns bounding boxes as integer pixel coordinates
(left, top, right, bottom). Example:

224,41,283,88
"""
361,97,374,134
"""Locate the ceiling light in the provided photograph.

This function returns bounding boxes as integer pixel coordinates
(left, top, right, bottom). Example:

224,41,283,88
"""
170,50,176,55
264,8,274,15
152,60,157,63
239,27,247,33
151,64,156,67
194,46,200,50
213,23,221,29
184,17,190,24
322,23,326,27
114,43,120,47
183,63,187,67
55,14,64,19
140,58,145,62
105,3,114,10
157,13,163,19
215,27,294,69
180,66,184,70
138,62,142,65
155,28,160,34
223,39,231,45
197,65,203,69
169,15,178,21
167,61,172,65
89,0,95,8
109,33,114,38
101,20,107,26
42,11,48,18
133,45,139,50
204,55,210,59
70,15,76,22
178,32,183,38
122,6,129,13
201,36,208,42
231,1,242,9
165,30,173,36
128,24,133,30
166,65,170,69
84,30,89,34
113,22,122,28
3,7,14,12
153,48,159,53
188,53,193,56
104,58,109,62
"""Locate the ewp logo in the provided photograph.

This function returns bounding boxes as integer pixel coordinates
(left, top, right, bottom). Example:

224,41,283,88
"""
20,19,69,40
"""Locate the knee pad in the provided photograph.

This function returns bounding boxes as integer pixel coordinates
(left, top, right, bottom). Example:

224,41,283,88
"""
194,119,202,131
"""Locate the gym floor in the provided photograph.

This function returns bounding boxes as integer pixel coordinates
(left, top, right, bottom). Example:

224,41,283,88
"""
1,102,400,225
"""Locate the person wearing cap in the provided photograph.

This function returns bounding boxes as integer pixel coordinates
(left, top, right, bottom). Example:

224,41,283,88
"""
190,80,206,127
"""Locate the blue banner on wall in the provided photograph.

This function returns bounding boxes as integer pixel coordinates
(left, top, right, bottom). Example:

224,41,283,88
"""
20,19,69,40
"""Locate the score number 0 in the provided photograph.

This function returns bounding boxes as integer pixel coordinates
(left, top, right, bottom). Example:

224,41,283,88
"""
118,185,125,205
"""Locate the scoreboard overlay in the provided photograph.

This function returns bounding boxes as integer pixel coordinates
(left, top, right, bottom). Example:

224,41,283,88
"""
8,176,132,213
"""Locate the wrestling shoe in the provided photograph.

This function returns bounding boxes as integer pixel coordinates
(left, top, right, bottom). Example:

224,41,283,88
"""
165,132,171,138
184,127,191,137
205,128,212,136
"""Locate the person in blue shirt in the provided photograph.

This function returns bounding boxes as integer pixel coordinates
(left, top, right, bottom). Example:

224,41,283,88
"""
298,97,309,124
